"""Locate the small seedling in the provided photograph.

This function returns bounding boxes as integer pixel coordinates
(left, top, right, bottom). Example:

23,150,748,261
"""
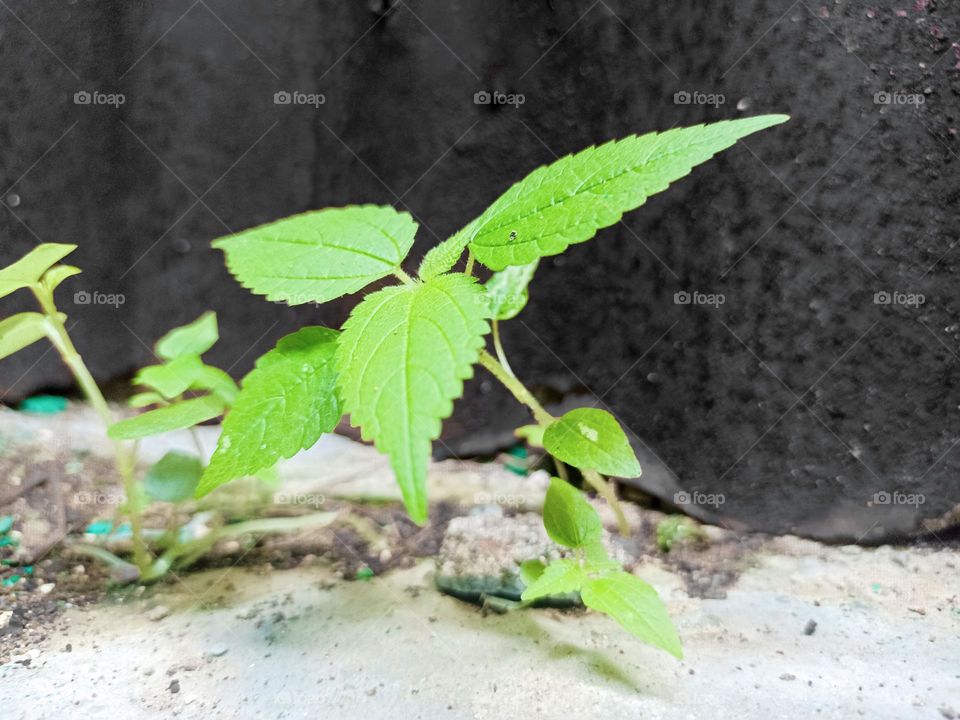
204,115,789,655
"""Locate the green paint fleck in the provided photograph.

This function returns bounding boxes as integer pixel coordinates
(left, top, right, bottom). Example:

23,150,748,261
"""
18,395,69,414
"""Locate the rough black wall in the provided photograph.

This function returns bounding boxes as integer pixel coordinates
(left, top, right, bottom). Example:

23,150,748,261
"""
0,1,957,541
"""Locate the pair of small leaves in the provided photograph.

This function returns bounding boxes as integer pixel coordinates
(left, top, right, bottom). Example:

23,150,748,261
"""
110,313,237,440
0,243,77,300
523,478,682,658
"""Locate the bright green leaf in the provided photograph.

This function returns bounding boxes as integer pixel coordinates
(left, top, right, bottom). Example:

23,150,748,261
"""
143,451,203,503
128,391,164,409
581,571,683,658
463,116,789,270
485,260,539,320
155,311,219,360
417,217,479,280
134,354,204,399
542,477,602,549
108,395,225,440
543,408,641,478
214,205,417,305
514,424,545,448
520,559,587,602
0,312,50,361
190,364,239,405
336,273,489,523
41,264,82,293
0,243,76,299
198,327,342,496
519,558,546,586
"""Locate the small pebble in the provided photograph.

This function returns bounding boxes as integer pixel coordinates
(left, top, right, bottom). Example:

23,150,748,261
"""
803,619,817,636
146,605,170,622
168,679,180,694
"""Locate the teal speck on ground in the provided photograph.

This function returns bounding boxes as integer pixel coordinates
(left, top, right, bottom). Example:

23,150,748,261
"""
18,395,69,414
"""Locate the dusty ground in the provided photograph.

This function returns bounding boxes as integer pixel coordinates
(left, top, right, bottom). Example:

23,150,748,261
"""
1,405,958,718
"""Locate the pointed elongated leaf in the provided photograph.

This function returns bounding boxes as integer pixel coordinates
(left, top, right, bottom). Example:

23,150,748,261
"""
417,217,479,280
485,260,539,320
520,559,586,602
336,273,489,523
543,408,641,478
542,477,602,549
190,364,239,405
156,311,218,360
197,327,342,496
143,451,203,503
581,571,683,658
108,395,225,440
41,264,82,293
0,312,50,360
0,243,77,299
461,116,788,270
128,391,164,409
215,205,417,305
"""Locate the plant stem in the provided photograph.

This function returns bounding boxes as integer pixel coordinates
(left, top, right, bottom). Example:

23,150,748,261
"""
464,250,475,277
32,287,151,574
394,267,415,284
478,350,553,426
583,469,629,536
491,321,514,376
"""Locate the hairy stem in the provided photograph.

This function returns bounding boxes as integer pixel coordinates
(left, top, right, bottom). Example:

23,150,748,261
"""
491,321,514,376
464,249,475,277
33,287,151,574
478,350,553,426
583,469,629,536
394,267,415,284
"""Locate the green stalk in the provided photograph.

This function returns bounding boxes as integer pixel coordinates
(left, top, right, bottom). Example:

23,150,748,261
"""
32,287,151,574
478,350,553,426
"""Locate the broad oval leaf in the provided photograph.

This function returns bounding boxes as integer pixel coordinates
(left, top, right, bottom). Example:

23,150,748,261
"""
0,312,51,360
581,571,683,658
520,559,586,603
543,408,641,478
108,395,225,440
0,243,76,299
143,451,203,503
542,477,602,549
336,273,489,523
463,116,789,270
156,311,219,360
485,260,539,320
197,327,342,496
215,205,417,305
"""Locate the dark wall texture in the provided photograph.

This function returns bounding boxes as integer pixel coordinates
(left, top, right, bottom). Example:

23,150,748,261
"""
0,0,957,541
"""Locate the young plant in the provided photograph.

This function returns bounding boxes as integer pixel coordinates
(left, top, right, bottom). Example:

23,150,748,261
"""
201,115,789,654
